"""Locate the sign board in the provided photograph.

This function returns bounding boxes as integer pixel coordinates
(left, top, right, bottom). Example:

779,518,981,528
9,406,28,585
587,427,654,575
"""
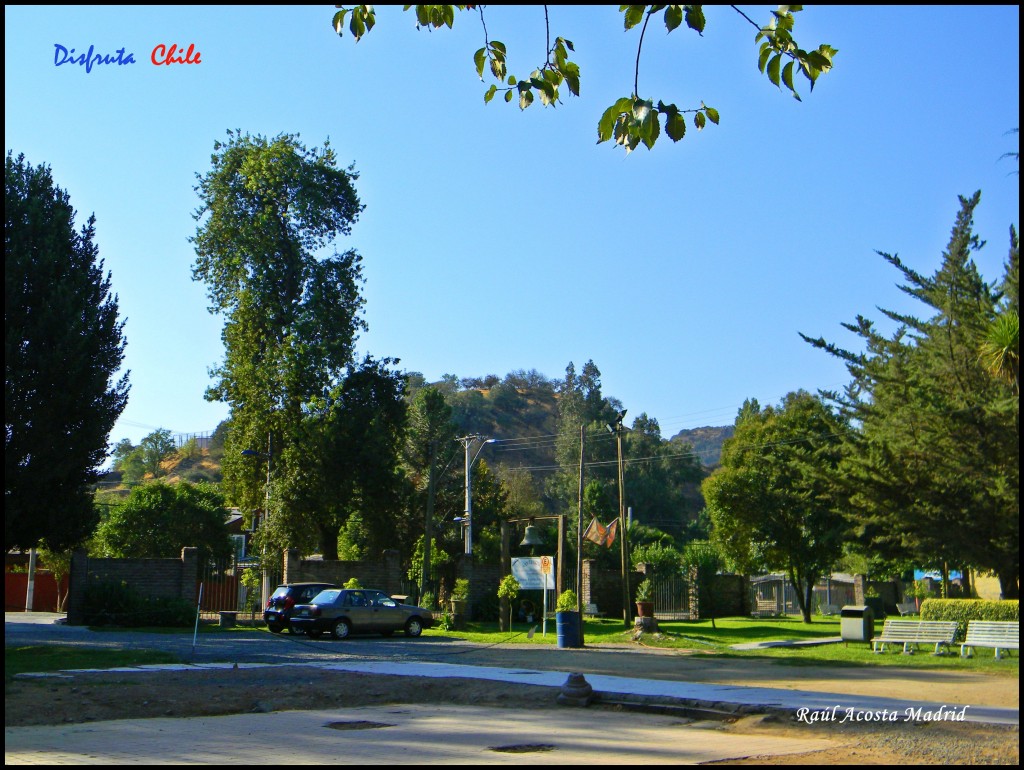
511,556,555,590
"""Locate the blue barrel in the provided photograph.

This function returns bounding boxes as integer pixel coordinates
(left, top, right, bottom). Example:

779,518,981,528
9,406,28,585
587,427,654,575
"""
556,611,582,648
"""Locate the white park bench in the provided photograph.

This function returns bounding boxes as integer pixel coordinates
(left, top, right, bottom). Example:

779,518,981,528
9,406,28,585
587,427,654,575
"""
960,620,1019,660
871,619,958,655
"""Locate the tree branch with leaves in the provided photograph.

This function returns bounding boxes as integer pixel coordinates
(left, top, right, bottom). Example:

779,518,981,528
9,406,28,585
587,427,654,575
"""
330,5,836,154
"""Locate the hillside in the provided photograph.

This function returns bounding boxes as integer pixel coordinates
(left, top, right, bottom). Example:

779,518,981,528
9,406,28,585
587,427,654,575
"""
669,425,734,468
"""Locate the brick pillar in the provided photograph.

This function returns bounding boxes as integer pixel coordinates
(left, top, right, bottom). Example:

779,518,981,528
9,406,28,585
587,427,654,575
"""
382,549,400,596
66,549,89,626
180,547,199,602
853,574,867,605
284,548,301,583
581,559,595,606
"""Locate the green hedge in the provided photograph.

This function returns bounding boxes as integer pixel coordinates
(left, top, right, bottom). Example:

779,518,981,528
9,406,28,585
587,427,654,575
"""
919,598,1019,640
82,579,196,627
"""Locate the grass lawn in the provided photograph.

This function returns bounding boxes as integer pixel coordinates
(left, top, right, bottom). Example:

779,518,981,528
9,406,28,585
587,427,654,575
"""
424,615,1019,675
5,646,182,681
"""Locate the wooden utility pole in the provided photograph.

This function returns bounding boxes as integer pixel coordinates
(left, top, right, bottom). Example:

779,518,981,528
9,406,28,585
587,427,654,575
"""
419,440,437,602
576,424,585,645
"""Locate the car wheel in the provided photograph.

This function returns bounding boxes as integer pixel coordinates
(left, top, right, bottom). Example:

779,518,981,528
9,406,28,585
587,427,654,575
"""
331,619,352,640
405,617,424,638
267,624,284,633
288,625,305,635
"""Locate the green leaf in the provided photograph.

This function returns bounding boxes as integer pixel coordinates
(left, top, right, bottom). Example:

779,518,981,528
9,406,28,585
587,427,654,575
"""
489,55,506,81
332,10,347,36
758,43,772,74
519,88,534,110
782,61,795,91
694,111,706,130
484,84,497,104
665,5,683,32
684,5,706,35
705,106,719,124
623,5,646,30
473,47,486,79
598,103,622,143
767,53,782,87
665,111,686,141
504,89,515,103
562,62,580,97
490,40,507,56
641,109,660,149
442,4,454,28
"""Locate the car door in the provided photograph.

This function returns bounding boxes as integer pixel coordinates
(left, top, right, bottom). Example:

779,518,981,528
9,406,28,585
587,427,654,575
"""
344,590,375,632
368,591,405,632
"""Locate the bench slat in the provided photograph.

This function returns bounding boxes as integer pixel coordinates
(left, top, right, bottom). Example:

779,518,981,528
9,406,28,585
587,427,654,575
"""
872,619,957,655
961,621,1018,659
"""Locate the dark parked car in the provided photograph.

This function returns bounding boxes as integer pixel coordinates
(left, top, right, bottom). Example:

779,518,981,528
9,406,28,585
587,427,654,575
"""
289,588,434,640
264,582,338,633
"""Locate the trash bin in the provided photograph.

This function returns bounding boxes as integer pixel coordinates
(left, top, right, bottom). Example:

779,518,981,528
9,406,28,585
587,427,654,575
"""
840,605,874,643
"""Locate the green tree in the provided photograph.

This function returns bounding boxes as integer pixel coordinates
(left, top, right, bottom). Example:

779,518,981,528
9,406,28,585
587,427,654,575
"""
682,539,724,628
191,131,366,551
703,391,849,623
803,193,1019,598
279,356,408,559
330,5,836,154
403,386,460,595
138,428,177,477
5,152,129,552
93,481,232,564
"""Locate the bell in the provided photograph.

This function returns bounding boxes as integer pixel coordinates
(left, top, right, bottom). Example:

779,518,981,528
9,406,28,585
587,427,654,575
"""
520,523,544,547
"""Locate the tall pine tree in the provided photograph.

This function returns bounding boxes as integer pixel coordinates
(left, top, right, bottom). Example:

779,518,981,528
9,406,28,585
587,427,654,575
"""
5,152,129,551
804,192,1019,597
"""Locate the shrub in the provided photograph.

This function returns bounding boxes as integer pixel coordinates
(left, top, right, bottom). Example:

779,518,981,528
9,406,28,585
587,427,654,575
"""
344,577,362,589
419,591,436,611
451,578,470,601
82,579,195,627
556,589,578,613
920,598,1019,640
635,578,653,602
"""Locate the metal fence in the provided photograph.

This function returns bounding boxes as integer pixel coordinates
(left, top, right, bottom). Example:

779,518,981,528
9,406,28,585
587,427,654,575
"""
651,573,691,620
197,556,280,621
749,575,856,616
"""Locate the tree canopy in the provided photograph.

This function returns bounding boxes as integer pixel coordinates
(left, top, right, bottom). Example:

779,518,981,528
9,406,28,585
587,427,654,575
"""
803,193,1019,598
191,131,367,554
5,152,129,552
330,5,836,153
703,391,849,622
93,481,232,564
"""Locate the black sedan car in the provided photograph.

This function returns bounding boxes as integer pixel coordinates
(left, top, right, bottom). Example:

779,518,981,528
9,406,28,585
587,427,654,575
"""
289,588,434,640
263,582,338,633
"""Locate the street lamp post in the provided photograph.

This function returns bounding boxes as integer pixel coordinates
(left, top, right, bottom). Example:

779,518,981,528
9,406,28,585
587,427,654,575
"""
607,410,630,628
455,435,495,556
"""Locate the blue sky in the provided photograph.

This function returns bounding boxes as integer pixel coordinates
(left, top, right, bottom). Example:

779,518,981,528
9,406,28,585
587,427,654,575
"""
5,6,1020,455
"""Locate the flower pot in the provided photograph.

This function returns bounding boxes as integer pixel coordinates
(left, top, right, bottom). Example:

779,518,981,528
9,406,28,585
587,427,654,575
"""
635,601,654,618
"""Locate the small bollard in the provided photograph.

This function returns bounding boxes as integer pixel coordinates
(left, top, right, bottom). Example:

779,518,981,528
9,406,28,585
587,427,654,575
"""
557,672,594,707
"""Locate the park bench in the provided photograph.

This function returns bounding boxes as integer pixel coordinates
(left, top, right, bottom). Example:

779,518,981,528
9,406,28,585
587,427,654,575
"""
960,620,1019,660
583,603,606,618
896,602,919,616
751,599,779,618
819,603,840,616
871,619,958,655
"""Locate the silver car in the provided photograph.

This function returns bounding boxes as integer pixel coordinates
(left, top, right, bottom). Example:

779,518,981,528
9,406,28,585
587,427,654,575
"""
288,588,434,640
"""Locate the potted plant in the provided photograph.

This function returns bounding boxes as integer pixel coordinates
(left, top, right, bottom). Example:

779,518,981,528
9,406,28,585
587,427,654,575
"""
635,578,654,618
450,578,470,615
555,589,582,648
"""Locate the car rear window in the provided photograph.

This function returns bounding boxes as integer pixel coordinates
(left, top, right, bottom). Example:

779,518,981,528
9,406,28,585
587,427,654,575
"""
311,589,341,604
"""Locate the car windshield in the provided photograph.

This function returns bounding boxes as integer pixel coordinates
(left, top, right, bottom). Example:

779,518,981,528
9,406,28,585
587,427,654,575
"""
310,589,341,604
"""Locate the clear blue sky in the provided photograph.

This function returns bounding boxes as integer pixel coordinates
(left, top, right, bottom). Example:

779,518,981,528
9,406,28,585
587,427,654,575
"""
5,6,1020,456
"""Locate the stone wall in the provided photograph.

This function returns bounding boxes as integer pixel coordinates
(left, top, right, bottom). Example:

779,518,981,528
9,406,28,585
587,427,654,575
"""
66,547,199,625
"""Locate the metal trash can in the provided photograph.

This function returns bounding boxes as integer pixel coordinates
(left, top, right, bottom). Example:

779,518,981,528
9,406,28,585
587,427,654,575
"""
840,605,874,643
